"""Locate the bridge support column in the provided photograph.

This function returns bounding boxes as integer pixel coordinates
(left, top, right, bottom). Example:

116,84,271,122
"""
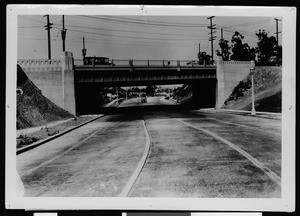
215,56,225,109
61,51,76,115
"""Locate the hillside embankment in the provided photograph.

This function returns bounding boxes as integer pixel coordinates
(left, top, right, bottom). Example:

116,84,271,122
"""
17,65,74,129
222,66,282,113
172,66,282,113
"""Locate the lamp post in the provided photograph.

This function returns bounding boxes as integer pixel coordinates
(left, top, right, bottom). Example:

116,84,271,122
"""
250,60,256,115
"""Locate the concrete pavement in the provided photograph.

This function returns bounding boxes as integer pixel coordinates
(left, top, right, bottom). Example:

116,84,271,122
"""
17,97,281,197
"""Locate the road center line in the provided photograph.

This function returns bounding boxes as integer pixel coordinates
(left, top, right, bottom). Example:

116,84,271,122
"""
119,119,151,197
20,125,107,176
176,119,281,187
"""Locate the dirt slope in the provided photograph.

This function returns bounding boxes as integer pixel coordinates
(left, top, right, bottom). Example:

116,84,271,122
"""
17,65,74,129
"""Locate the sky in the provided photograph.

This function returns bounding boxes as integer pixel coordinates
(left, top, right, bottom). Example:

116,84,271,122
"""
17,15,282,61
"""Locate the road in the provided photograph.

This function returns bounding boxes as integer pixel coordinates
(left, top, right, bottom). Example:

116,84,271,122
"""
17,97,281,198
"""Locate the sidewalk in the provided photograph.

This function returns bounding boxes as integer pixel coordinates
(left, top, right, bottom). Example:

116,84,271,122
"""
199,108,282,119
17,118,74,137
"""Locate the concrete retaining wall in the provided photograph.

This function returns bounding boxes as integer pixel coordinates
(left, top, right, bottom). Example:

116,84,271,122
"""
17,59,64,108
216,57,252,108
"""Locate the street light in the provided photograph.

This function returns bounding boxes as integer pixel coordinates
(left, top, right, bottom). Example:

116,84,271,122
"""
250,60,256,115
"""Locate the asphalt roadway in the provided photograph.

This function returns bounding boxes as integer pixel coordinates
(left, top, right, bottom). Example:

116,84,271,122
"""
17,97,281,198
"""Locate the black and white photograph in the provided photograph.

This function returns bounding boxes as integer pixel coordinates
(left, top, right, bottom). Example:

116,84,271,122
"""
6,5,295,212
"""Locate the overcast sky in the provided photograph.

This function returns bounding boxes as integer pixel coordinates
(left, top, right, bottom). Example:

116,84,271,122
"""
17,15,282,60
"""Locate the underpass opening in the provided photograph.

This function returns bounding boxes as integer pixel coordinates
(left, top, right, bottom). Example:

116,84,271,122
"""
74,79,217,115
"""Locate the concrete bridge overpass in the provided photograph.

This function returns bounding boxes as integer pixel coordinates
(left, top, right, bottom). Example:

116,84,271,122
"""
17,51,253,115
75,60,216,86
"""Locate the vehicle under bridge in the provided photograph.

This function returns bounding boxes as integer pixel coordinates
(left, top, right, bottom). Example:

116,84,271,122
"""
74,59,217,115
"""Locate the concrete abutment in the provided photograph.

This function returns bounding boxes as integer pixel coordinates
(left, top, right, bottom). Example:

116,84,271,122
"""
61,52,76,115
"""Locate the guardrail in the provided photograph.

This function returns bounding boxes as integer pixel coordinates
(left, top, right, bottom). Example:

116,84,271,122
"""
74,59,214,67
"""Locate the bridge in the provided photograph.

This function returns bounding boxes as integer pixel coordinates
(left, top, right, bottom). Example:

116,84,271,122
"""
17,51,253,115
75,59,216,86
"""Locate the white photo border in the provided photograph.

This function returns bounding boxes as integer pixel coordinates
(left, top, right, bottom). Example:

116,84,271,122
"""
6,4,296,212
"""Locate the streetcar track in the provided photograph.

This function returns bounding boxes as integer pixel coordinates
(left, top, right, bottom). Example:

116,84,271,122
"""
157,111,281,186
176,119,281,186
183,110,281,136
119,117,152,197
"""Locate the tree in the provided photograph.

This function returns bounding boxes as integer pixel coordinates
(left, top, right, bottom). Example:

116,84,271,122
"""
198,52,213,65
230,31,255,61
255,29,279,65
217,39,231,61
146,85,157,96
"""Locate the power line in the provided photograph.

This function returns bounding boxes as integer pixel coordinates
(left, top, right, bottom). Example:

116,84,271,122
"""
19,22,208,39
80,15,208,28
51,26,205,42
54,22,205,38
19,37,199,48
226,18,271,28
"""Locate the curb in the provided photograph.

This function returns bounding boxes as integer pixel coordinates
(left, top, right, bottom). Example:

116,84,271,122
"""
17,118,74,137
17,115,105,155
219,109,282,116
199,108,281,115
198,108,281,120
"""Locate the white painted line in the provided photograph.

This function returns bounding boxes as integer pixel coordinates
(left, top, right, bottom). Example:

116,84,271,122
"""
176,119,281,186
20,126,105,176
119,119,151,197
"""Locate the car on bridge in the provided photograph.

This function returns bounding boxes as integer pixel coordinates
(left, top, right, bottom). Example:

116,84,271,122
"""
84,57,114,66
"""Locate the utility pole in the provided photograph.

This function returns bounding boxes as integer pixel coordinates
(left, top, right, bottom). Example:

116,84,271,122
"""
220,28,223,57
250,60,256,115
61,15,67,52
207,16,216,64
198,43,201,65
221,28,223,40
82,37,87,64
274,18,281,65
44,15,53,59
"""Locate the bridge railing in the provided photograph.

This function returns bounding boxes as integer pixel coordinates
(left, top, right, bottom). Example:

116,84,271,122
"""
74,59,213,67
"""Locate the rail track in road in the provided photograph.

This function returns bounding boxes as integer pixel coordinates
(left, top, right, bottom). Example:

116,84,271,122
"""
17,109,281,197
119,118,152,197
129,112,281,196
157,111,281,186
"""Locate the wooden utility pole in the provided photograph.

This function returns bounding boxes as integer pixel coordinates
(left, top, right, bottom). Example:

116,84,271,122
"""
44,15,53,59
221,28,223,40
82,37,87,64
274,18,281,65
61,15,67,52
221,28,223,57
207,16,216,64
198,43,201,64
